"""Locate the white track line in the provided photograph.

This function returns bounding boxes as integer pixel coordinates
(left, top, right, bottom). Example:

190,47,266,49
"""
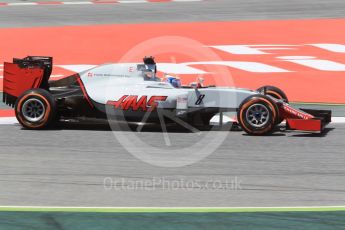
0,117,17,125
1,0,203,7
0,116,345,125
0,205,345,210
118,0,147,3
62,1,93,4
210,114,235,125
173,0,202,1
7,2,37,6
211,115,345,125
330,117,345,123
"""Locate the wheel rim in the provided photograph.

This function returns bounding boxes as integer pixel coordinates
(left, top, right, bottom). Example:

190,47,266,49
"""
245,103,270,128
22,98,46,123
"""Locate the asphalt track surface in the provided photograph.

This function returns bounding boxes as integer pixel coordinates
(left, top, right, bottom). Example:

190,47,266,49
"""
0,122,344,207
0,0,345,207
1,0,345,27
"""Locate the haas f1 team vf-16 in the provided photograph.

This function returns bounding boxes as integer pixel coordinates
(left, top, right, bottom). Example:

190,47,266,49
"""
2,56,331,135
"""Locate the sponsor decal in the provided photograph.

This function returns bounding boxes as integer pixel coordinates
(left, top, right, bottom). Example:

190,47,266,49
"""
282,104,314,120
176,95,188,110
87,72,130,78
107,95,167,111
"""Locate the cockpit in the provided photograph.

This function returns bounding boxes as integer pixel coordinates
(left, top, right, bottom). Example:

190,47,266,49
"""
137,56,182,88
137,56,160,82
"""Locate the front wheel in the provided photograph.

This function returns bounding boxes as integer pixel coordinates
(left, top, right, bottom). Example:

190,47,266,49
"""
15,89,57,129
237,94,279,135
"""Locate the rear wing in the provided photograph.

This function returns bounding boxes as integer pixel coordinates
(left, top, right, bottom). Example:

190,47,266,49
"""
2,56,52,107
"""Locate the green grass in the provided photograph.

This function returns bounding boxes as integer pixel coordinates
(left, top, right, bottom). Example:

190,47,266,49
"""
1,208,345,230
1,206,345,213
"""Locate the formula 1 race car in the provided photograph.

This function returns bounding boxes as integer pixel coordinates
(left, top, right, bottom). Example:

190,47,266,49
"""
2,56,332,135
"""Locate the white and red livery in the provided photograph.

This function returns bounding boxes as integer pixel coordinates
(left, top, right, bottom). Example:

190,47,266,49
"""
2,56,331,135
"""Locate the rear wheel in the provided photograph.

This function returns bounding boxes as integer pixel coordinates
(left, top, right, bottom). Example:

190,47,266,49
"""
256,85,288,103
15,89,56,129
237,94,279,135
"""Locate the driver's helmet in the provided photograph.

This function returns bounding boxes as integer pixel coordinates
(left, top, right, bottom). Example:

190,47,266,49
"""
143,69,156,81
143,56,157,73
142,56,159,81
145,64,156,73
